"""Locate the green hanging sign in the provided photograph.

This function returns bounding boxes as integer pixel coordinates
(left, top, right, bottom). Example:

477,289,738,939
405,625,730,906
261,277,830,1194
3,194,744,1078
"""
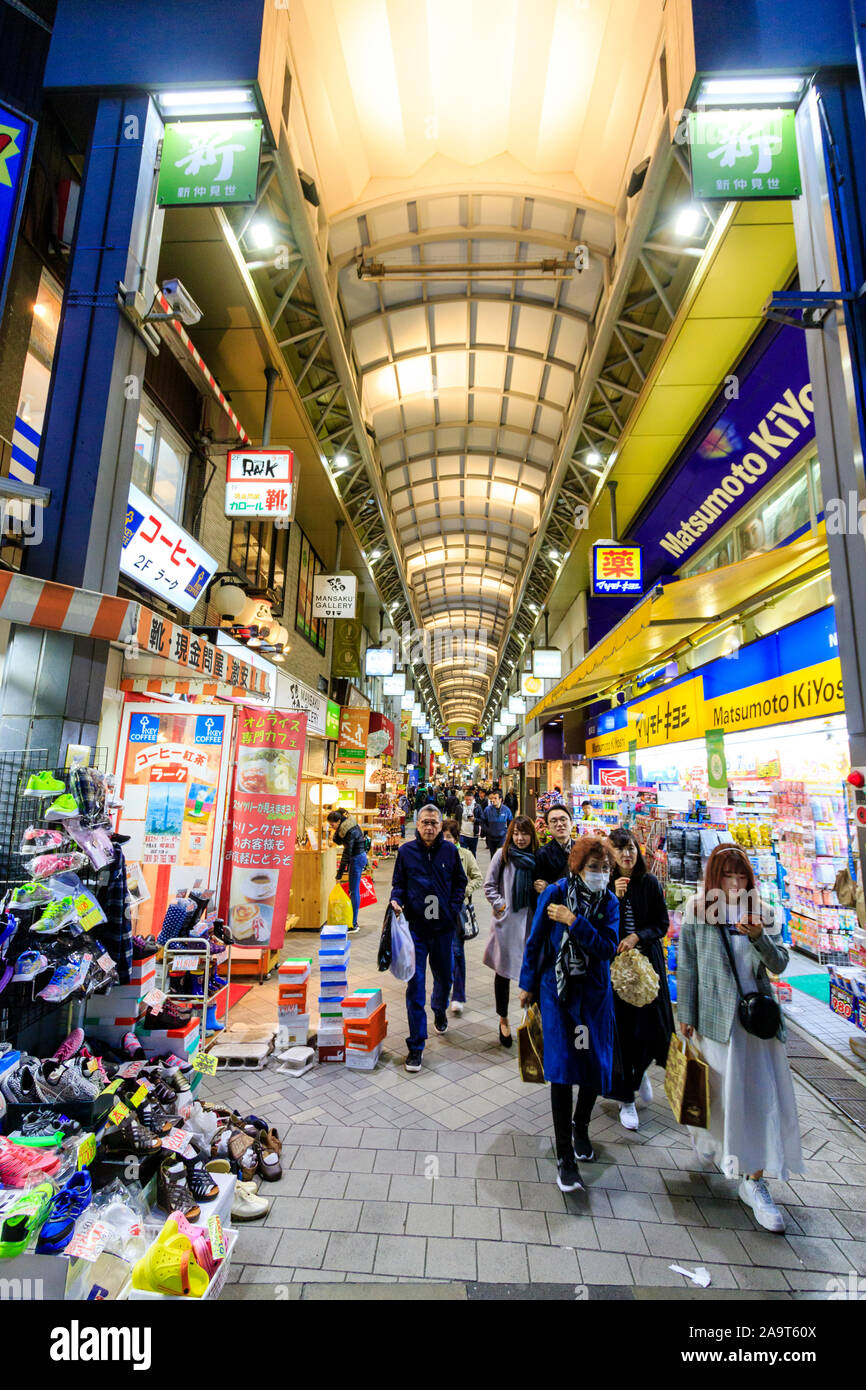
158,119,262,207
705,728,728,793
688,108,801,201
628,739,637,784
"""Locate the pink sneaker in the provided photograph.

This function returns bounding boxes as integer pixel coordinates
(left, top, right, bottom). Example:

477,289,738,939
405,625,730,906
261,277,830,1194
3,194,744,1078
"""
0,1136,61,1186
53,1026,85,1062
122,1031,146,1061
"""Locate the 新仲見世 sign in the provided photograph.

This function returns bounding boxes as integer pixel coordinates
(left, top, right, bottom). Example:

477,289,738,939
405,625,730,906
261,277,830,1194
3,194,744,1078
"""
688,108,801,201
158,120,263,207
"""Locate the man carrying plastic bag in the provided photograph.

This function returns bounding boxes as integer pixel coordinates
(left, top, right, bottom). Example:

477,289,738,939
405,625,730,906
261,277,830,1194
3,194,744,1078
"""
390,804,467,1074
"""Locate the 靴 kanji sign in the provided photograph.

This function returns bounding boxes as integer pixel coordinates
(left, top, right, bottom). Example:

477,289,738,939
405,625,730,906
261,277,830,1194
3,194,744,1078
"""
688,108,801,201
158,120,263,207
226,448,295,519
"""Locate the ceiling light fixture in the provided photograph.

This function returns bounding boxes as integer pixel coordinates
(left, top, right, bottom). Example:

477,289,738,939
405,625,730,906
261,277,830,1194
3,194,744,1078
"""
249,218,275,249
674,206,702,238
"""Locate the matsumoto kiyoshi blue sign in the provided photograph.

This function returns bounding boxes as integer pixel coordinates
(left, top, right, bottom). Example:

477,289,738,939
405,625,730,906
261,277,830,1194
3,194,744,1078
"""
630,326,814,579
194,715,225,745
129,714,159,744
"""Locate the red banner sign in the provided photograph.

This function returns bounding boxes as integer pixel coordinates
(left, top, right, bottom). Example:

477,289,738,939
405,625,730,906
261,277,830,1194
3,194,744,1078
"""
599,766,629,788
220,707,306,950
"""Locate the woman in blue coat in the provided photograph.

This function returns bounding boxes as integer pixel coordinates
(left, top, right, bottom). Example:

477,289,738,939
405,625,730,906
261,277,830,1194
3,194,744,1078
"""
519,837,619,1193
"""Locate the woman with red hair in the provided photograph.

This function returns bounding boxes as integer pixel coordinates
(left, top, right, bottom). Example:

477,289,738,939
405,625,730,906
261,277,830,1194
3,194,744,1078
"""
677,844,802,1233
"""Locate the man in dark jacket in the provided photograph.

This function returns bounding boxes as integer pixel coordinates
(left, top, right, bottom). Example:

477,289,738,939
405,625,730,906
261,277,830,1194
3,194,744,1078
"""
533,802,575,892
480,789,512,855
390,804,467,1073
504,786,518,815
444,788,461,819
327,810,368,933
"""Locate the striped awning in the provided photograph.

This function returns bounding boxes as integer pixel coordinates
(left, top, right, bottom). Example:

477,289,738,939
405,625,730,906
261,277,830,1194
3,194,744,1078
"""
0,570,270,700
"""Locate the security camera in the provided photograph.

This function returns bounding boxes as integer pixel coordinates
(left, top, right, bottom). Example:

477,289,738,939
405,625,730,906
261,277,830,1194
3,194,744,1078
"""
161,278,203,327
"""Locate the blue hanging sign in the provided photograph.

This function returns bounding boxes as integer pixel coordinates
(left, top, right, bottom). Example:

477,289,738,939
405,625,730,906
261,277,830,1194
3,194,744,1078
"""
0,103,34,321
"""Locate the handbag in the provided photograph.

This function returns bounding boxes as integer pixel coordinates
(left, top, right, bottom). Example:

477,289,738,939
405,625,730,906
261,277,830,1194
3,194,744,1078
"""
377,906,393,972
517,1004,545,1084
459,901,479,942
663,1031,710,1127
717,925,782,1040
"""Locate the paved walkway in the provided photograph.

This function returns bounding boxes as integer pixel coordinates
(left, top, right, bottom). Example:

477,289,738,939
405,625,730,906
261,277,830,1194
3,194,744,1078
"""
203,839,866,1299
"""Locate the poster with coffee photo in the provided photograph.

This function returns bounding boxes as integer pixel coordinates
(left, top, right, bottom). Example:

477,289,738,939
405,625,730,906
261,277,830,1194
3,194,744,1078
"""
221,706,307,949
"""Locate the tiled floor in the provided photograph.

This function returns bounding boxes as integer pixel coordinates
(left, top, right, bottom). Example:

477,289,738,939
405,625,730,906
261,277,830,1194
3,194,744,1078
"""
203,839,866,1298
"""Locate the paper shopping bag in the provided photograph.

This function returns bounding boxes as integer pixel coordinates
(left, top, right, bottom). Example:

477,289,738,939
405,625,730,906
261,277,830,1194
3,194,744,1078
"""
517,1004,545,1084
358,875,377,908
664,1032,710,1128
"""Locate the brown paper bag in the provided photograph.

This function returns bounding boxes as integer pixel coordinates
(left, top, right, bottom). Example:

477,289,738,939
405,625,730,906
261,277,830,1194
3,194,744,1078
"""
517,1004,545,1084
664,1031,710,1128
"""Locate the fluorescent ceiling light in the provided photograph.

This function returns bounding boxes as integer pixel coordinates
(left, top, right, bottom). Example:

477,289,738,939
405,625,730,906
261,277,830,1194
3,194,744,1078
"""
159,89,256,116
333,453,348,469
586,450,601,466
249,218,274,249
699,76,804,104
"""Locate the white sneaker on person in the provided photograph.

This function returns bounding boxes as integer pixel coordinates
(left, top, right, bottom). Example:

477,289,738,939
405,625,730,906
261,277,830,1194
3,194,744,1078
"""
450,1002,464,1016
619,1102,639,1130
739,1177,785,1232
638,1073,653,1104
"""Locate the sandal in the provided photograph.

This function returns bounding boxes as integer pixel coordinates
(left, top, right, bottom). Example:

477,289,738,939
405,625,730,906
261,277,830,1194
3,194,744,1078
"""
228,1129,259,1180
138,1102,180,1136
99,1116,162,1156
156,1156,201,1221
131,1228,208,1297
184,1157,219,1204
165,1210,218,1279
256,1127,282,1182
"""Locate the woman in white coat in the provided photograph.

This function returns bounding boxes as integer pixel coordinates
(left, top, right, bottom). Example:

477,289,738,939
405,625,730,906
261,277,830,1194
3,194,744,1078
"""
483,816,539,1047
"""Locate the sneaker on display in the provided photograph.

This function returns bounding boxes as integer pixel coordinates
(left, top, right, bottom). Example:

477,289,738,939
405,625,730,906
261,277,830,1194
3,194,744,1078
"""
10,881,53,909
31,897,78,935
619,1102,639,1131
11,950,49,981
231,1179,270,1222
121,1032,147,1061
53,1027,85,1062
44,794,82,822
42,1060,100,1103
23,771,65,797
19,827,66,856
0,1059,55,1107
739,1176,785,1233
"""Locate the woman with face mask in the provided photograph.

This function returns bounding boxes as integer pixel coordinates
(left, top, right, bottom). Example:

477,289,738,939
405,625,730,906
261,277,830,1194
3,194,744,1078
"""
604,827,674,1131
519,838,619,1193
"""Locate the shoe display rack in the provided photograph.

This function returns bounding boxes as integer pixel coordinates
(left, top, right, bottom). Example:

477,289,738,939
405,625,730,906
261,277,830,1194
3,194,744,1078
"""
158,935,233,1049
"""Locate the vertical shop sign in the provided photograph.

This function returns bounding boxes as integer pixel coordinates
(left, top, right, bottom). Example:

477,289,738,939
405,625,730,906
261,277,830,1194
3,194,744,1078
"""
331,617,362,676
628,739,637,784
0,103,33,320
325,700,341,740
689,109,801,201
225,448,294,518
157,120,263,206
335,707,370,775
221,708,307,950
705,728,728,806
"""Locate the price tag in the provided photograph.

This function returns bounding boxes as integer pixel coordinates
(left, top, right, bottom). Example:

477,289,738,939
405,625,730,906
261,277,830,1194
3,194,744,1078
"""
74,893,103,931
143,987,167,1010
189,1049,218,1076
128,1082,151,1108
76,1132,97,1170
96,952,115,973
171,955,201,971
161,1127,194,1155
107,1100,129,1126
207,1214,226,1261
67,1219,110,1262
117,1060,145,1080
100,1078,123,1096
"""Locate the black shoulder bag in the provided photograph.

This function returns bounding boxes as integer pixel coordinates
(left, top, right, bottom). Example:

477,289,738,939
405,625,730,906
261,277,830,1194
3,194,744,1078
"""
717,926,782,1040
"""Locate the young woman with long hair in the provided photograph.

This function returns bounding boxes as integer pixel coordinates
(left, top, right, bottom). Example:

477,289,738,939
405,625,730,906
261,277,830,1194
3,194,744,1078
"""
482,815,539,1048
677,844,802,1231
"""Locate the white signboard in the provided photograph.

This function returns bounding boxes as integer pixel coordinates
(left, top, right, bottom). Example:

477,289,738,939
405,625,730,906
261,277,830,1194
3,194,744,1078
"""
122,484,217,615
533,647,562,679
382,672,406,695
312,572,357,618
225,448,294,518
281,673,328,738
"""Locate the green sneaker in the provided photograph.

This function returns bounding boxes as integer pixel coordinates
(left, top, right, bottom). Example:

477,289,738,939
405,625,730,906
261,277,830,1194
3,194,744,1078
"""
10,881,53,908
0,1182,54,1258
44,794,81,821
32,896,77,934
23,771,65,798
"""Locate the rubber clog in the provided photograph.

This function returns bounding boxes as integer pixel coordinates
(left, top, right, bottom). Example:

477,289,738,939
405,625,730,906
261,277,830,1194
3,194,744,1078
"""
0,1181,54,1257
131,1228,209,1297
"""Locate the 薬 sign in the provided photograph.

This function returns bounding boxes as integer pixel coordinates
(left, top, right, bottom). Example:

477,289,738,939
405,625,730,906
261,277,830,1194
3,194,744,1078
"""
591,543,643,597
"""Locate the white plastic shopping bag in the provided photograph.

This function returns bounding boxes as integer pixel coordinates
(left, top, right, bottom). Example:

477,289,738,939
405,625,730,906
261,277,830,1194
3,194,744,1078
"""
390,909,416,982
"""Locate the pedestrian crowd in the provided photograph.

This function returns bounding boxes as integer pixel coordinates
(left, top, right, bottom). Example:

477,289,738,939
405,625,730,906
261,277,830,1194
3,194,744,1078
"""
379,783,802,1231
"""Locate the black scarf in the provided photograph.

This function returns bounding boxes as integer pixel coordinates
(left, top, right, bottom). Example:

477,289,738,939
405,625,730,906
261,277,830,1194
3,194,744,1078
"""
508,847,536,912
554,873,604,1002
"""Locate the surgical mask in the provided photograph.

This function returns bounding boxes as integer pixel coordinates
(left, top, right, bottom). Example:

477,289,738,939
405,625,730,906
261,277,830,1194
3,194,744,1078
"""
582,870,608,894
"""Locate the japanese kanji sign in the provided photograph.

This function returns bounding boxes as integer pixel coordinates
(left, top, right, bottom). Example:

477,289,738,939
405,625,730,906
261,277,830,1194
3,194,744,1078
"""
335,706,370,775
689,108,801,201
312,573,358,619
134,608,270,701
122,484,217,614
225,448,295,518
157,120,263,207
219,707,307,951
591,543,643,596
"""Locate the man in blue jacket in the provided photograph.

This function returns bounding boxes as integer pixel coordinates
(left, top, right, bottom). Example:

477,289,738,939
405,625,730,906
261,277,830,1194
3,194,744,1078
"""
480,788,512,855
390,804,467,1073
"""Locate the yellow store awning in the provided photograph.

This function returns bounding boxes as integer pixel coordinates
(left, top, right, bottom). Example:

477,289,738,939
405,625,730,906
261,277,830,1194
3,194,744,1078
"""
528,528,829,721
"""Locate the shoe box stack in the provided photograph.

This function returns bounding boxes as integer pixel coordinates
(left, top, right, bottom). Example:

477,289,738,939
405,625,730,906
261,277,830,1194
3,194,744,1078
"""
317,925,349,1063
277,958,311,1046
83,954,158,1050
342,988,386,1070
136,1014,201,1062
